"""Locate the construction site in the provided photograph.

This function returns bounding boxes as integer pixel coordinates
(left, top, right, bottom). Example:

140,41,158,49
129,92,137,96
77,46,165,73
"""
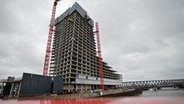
0,0,122,98
49,2,122,92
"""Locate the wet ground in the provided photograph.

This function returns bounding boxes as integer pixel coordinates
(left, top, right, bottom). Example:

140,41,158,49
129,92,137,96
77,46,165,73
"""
0,97,184,104
1,88,184,104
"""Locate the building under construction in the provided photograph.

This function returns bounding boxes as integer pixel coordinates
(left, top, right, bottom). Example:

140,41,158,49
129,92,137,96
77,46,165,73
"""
49,2,122,92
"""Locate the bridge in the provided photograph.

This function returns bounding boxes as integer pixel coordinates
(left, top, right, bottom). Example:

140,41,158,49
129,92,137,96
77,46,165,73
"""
122,79,184,89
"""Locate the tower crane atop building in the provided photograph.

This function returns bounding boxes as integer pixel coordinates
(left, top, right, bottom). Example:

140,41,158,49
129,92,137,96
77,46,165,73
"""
43,0,60,76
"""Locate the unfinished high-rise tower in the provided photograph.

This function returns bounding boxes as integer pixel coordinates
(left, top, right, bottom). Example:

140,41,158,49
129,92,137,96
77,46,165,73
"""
49,2,122,92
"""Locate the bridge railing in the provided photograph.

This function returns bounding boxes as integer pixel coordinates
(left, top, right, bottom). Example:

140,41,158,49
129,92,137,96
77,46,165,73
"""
122,79,184,88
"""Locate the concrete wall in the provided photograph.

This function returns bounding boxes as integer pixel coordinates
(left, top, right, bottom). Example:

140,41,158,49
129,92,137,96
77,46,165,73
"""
76,74,122,85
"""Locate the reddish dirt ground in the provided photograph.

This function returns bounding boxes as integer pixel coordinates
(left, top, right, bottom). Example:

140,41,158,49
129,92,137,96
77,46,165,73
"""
0,97,184,104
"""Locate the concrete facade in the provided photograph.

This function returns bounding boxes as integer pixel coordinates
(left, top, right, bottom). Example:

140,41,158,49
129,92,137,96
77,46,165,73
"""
49,2,122,92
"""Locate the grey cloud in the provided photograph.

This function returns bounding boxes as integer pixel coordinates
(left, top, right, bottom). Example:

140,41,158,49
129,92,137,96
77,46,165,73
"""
0,0,50,79
0,0,184,81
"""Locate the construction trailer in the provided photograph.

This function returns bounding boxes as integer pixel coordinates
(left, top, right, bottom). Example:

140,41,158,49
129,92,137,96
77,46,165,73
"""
0,73,63,98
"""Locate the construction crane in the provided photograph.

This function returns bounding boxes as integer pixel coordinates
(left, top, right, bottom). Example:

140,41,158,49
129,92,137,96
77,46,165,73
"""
95,22,104,91
43,0,60,76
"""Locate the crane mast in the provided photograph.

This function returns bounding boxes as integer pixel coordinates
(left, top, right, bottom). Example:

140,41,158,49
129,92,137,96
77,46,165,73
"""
95,22,104,91
43,0,60,76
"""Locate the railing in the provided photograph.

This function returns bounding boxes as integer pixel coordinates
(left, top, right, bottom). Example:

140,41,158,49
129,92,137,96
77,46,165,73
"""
122,79,184,88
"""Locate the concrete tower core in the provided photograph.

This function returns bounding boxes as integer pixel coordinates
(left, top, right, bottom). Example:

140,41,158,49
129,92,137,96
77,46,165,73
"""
50,2,122,92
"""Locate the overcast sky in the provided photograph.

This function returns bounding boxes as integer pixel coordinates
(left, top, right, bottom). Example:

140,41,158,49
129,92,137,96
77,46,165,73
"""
0,0,184,81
